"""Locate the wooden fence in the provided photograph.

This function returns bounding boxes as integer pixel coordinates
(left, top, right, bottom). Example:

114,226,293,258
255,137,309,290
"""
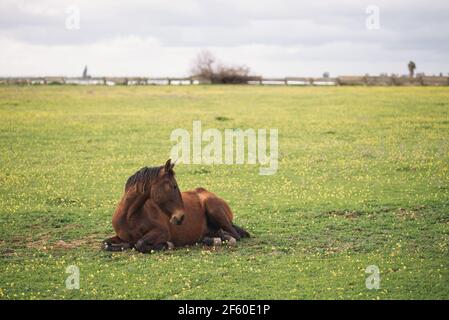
0,76,448,86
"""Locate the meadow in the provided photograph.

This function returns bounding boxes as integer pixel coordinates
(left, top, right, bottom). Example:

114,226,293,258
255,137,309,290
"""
0,85,448,299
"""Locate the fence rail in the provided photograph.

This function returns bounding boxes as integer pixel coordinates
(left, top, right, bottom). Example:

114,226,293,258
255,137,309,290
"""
0,76,448,86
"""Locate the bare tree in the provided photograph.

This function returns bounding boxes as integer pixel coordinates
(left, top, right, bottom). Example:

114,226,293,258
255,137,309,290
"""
408,61,416,78
190,50,216,80
190,50,252,84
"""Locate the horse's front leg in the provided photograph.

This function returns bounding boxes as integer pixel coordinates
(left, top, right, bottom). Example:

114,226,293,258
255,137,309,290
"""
102,235,133,252
134,228,170,253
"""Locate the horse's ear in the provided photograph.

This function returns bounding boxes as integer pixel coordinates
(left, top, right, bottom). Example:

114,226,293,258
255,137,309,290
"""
164,159,172,171
164,159,175,173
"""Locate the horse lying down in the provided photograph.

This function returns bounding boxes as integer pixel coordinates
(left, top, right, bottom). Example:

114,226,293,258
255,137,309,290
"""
103,159,250,253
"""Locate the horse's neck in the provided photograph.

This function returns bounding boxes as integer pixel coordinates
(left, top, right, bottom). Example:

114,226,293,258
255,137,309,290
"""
145,199,168,221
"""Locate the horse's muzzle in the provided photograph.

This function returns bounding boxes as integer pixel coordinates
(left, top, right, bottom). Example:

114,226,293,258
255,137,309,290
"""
170,213,185,225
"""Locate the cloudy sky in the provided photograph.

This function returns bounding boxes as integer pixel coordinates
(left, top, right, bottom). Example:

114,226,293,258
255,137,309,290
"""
1,0,448,77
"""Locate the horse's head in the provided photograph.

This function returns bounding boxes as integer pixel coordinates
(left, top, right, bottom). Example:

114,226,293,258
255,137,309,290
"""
151,159,185,225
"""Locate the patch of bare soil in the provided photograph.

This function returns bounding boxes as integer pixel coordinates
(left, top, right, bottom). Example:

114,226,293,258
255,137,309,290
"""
326,210,361,219
396,205,426,220
26,234,103,250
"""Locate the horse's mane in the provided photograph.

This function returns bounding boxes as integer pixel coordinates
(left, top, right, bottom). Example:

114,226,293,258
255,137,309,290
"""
125,166,162,192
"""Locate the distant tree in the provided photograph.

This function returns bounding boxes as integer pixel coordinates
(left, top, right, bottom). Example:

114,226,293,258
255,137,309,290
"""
215,64,250,84
190,50,252,84
323,72,330,78
190,50,215,81
82,65,88,78
408,61,416,78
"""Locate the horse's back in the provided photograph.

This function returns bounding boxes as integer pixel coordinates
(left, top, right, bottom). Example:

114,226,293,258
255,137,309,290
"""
195,188,233,222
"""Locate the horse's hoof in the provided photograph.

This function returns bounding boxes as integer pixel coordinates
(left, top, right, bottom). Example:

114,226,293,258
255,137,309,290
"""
213,238,222,246
227,237,237,247
166,241,175,250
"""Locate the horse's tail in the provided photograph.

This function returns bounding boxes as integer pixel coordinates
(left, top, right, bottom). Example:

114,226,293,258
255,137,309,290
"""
232,223,250,238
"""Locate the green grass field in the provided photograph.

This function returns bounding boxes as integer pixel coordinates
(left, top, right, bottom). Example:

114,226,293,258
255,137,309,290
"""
0,85,448,299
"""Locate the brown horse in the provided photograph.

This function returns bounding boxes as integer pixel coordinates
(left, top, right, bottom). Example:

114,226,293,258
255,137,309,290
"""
103,159,250,253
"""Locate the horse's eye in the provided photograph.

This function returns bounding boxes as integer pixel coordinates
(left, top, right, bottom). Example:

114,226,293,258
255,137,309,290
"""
174,184,178,190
